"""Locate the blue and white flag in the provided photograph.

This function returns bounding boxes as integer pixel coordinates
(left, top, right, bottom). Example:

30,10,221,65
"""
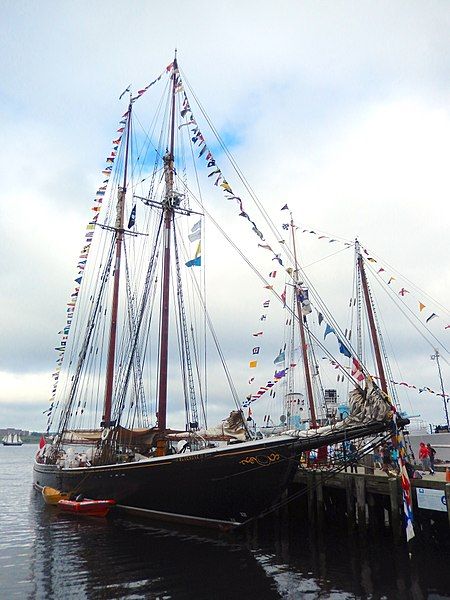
274,350,285,365
188,219,201,242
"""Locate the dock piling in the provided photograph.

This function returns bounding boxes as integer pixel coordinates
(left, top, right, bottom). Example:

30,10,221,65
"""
388,477,401,543
355,476,367,530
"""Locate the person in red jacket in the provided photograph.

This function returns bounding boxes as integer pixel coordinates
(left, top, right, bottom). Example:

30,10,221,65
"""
419,442,435,474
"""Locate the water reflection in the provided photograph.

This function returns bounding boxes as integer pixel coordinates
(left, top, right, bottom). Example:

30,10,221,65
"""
28,493,280,599
243,505,450,600
16,490,450,599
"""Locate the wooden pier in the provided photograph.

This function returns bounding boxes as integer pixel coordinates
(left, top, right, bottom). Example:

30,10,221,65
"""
290,464,450,543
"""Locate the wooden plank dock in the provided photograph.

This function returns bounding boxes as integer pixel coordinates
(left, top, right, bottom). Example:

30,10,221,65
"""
290,464,450,543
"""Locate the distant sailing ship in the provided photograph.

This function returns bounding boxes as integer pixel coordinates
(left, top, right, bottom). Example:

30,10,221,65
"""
33,55,406,529
3,433,23,446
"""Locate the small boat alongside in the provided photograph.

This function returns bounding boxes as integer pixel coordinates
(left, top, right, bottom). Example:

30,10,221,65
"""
41,486,70,505
58,498,116,518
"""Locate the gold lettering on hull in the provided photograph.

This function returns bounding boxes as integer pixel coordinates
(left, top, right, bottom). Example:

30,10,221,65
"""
239,452,281,466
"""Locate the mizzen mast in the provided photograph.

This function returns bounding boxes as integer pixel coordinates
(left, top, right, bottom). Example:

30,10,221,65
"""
356,240,388,394
102,101,132,428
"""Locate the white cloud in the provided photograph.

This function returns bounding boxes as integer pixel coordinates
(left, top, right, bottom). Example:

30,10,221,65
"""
0,1,448,430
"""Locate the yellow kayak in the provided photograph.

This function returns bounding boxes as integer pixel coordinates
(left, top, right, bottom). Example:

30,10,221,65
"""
42,486,70,505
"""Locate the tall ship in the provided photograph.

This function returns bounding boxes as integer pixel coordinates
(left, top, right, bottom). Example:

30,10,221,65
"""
3,433,23,446
33,55,405,529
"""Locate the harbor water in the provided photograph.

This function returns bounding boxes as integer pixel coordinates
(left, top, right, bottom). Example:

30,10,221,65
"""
2,445,449,599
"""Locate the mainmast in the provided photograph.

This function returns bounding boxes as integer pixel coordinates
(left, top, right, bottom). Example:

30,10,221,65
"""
290,215,317,428
102,101,132,428
356,241,388,394
156,54,178,449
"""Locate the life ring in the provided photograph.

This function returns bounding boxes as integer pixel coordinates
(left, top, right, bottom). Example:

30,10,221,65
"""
101,428,110,441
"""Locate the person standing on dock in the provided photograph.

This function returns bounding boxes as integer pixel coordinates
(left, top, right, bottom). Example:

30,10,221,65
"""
373,445,382,469
419,442,434,475
348,441,358,473
380,441,392,474
426,443,436,473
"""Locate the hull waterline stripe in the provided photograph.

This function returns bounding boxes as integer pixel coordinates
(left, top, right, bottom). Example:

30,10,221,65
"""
116,504,241,529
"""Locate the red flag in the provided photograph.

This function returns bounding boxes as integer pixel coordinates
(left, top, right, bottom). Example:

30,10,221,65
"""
351,358,365,383
281,286,286,306
39,435,46,449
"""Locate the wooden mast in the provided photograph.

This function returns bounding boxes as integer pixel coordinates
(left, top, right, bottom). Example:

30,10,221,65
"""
102,101,132,428
356,241,388,394
290,214,317,428
431,349,449,428
156,55,178,453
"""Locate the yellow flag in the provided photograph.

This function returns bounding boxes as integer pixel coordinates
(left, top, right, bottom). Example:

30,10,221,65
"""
249,360,257,368
419,302,426,312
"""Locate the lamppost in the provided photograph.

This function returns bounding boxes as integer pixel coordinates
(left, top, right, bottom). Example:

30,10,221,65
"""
431,349,449,429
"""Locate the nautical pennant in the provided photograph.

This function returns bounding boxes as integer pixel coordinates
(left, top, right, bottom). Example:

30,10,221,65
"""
338,340,351,358
274,350,285,365
188,230,201,242
324,324,335,339
351,358,365,383
186,242,201,267
128,204,136,229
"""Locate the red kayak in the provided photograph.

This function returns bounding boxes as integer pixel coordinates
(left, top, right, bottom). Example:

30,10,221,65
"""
58,498,116,517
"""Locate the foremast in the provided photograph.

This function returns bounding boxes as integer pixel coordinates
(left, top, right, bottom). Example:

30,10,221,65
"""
102,101,132,428
156,55,179,455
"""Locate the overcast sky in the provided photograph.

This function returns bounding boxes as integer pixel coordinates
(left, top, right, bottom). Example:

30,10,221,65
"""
1,0,449,432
